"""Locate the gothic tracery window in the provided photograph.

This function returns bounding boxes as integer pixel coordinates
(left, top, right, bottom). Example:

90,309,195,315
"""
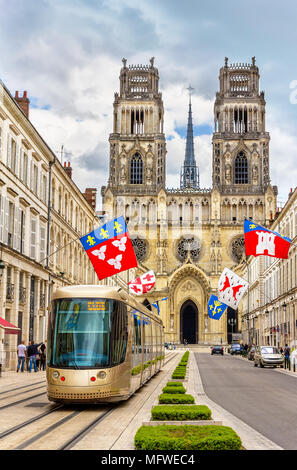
130,153,143,184
176,236,201,262
230,236,245,263
234,151,248,184
131,236,148,262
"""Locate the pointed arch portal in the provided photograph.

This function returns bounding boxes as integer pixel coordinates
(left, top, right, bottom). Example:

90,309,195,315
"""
180,299,198,344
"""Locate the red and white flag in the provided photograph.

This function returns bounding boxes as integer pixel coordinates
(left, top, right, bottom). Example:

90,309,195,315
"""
128,270,156,295
218,267,248,310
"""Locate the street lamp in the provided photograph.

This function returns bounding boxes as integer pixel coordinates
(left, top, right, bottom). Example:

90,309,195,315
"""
228,318,237,337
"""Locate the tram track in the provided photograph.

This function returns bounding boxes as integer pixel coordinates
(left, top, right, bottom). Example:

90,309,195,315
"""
0,380,46,396
0,352,179,450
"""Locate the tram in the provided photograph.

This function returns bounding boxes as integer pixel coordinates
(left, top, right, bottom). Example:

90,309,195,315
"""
46,285,164,403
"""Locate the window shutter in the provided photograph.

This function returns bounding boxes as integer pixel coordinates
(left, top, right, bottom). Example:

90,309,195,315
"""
15,143,19,177
3,198,9,244
19,148,23,181
30,218,36,259
13,203,18,250
7,134,11,168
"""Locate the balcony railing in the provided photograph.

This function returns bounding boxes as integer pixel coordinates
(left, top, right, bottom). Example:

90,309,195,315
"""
6,283,15,300
40,293,46,309
19,287,26,304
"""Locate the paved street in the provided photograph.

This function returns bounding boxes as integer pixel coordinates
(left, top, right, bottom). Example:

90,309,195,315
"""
195,353,297,450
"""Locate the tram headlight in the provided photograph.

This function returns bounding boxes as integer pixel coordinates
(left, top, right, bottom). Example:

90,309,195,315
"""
97,371,106,379
52,371,60,379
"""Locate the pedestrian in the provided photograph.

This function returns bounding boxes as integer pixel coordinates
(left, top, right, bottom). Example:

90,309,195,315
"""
280,346,284,354
284,343,291,369
39,342,46,371
27,340,43,373
16,340,27,373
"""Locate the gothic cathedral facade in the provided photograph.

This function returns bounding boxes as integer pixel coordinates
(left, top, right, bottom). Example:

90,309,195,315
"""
101,57,277,344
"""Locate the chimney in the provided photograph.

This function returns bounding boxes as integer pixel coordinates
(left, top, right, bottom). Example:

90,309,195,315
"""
14,90,30,118
288,188,293,198
63,161,72,179
84,188,97,210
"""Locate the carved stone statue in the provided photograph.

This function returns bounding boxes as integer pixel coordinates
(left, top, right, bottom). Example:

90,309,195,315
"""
225,164,231,183
150,57,155,67
252,165,258,184
122,58,127,68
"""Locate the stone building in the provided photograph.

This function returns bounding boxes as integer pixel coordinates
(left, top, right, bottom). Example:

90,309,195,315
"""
241,188,297,348
0,82,101,370
102,57,277,344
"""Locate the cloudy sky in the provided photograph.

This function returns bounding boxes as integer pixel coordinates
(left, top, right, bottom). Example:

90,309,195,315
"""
1,0,297,207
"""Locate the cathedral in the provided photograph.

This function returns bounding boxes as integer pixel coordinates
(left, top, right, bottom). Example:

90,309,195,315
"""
101,57,277,344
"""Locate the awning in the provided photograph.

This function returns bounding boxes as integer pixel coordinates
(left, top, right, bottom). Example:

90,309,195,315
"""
0,317,21,335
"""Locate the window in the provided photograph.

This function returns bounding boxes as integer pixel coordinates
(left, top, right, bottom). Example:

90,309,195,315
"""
23,153,28,184
30,218,37,259
8,201,14,247
234,151,248,184
40,224,46,263
42,175,47,203
130,153,143,184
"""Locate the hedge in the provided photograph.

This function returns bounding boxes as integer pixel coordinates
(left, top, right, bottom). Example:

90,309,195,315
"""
166,381,183,387
134,425,242,450
171,372,186,379
162,385,186,394
151,405,212,421
159,393,195,404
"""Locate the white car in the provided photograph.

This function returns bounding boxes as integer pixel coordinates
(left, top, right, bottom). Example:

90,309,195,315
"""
254,346,284,368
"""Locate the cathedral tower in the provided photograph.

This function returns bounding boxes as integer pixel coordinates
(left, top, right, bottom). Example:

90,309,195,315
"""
213,57,270,194
107,57,166,194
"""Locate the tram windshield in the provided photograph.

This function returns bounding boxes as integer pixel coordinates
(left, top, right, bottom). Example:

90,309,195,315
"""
49,298,127,368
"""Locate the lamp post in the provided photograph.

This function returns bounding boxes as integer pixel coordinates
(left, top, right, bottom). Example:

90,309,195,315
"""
228,318,237,340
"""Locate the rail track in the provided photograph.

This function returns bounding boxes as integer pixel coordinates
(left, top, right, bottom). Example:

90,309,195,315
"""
0,352,178,450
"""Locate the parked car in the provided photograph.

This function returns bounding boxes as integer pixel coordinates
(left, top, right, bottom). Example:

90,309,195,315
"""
254,346,284,368
247,347,256,361
211,345,224,355
230,343,243,355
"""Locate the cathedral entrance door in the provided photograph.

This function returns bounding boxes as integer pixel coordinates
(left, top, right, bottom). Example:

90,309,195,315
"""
180,300,198,344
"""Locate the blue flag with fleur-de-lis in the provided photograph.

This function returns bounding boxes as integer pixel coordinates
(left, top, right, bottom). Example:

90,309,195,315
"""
80,216,137,280
208,295,228,320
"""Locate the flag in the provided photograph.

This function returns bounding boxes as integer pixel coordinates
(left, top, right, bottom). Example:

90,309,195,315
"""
80,216,137,281
151,297,168,315
208,295,228,320
244,219,291,259
218,267,249,310
128,270,156,295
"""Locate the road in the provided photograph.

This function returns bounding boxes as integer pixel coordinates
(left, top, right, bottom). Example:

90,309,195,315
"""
195,352,297,450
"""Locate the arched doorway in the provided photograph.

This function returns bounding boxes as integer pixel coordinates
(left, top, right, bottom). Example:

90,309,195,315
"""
180,300,198,344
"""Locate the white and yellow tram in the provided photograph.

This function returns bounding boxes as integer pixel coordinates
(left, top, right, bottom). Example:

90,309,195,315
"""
47,285,164,403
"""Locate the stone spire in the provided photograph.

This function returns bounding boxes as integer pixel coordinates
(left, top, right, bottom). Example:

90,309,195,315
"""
180,85,199,189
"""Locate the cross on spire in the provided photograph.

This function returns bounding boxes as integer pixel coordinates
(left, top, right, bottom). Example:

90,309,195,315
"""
186,84,194,103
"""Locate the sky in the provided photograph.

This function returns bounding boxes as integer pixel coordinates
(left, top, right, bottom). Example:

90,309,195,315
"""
0,0,297,208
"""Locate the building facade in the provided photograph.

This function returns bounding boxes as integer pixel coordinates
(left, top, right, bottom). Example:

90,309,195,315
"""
0,82,101,370
102,57,277,344
241,188,297,348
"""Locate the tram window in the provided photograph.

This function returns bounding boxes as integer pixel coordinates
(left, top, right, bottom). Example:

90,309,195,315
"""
133,311,142,367
49,298,120,368
110,301,128,366
143,316,152,363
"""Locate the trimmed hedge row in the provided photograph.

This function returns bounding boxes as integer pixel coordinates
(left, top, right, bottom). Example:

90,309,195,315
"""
166,381,183,387
159,393,195,404
162,385,186,394
151,405,212,421
134,425,242,450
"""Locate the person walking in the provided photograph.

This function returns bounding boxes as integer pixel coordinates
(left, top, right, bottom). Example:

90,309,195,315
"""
284,343,291,369
17,340,27,373
27,341,43,373
39,342,46,371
